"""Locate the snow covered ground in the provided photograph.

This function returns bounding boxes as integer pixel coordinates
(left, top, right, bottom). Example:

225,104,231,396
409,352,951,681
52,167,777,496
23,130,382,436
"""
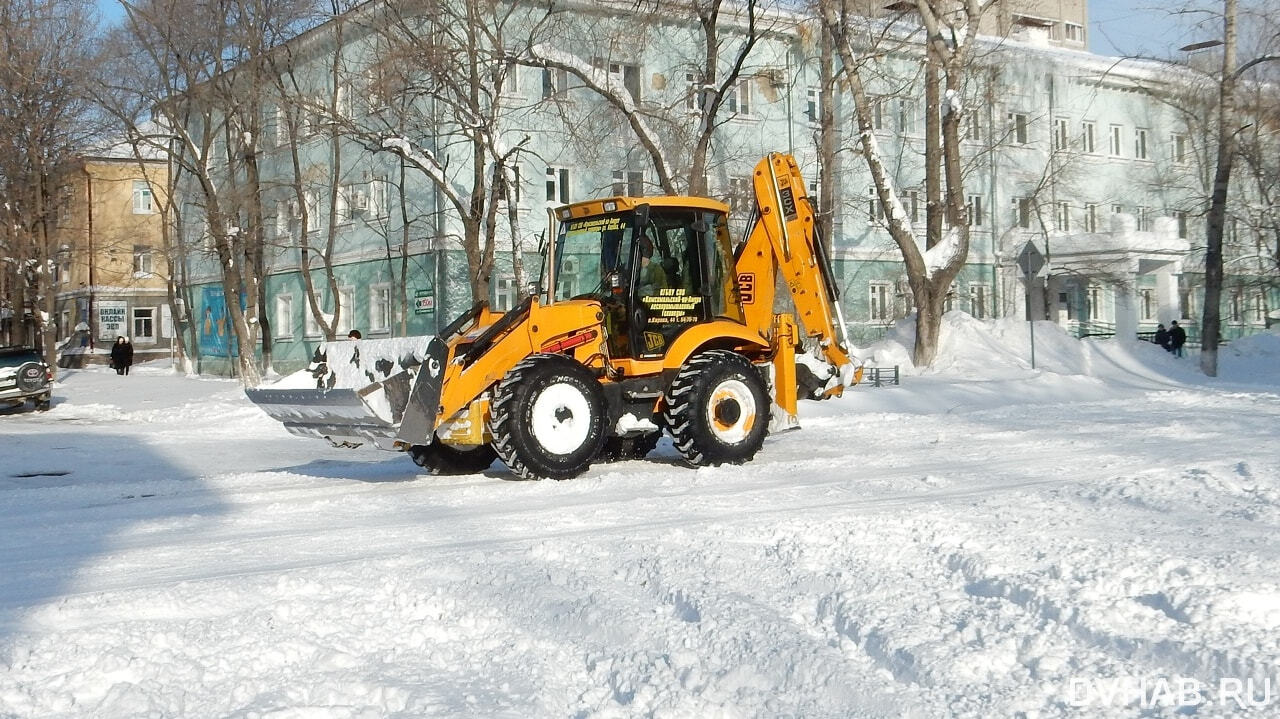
2,316,1280,718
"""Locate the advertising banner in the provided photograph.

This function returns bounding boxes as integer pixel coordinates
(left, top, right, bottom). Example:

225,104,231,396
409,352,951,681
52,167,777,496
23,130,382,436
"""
97,301,128,341
199,287,238,356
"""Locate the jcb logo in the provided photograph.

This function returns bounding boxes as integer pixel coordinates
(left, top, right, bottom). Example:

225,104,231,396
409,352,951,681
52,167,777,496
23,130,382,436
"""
737,273,755,304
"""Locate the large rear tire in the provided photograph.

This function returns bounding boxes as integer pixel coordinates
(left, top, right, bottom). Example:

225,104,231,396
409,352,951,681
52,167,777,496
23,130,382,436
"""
409,442,497,476
489,354,608,480
664,350,769,466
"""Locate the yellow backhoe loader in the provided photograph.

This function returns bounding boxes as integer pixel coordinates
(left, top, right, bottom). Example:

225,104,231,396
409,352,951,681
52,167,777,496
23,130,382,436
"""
247,153,862,479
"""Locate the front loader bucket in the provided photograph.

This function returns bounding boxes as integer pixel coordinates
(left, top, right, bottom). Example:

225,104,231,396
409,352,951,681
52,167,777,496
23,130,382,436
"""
246,336,444,450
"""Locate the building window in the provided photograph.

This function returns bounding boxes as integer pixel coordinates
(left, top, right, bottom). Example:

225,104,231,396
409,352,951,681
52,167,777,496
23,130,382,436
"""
274,294,294,340
965,113,981,141
500,66,518,95
1174,210,1189,238
725,81,751,115
1053,118,1070,151
1081,121,1097,153
600,60,641,102
806,86,820,124
494,164,521,205
492,277,517,312
1014,197,1033,229
869,282,891,321
969,284,989,319
1252,294,1267,324
1056,202,1070,232
1137,206,1150,231
898,99,917,134
868,186,886,222
369,175,389,218
1140,289,1156,321
905,190,919,224
1084,203,1099,233
967,194,984,226
304,190,320,232
1087,285,1102,321
133,308,154,340
1064,22,1083,42
542,67,568,99
1134,128,1149,160
337,286,355,335
1008,112,1028,144
546,167,570,204
132,181,154,214
612,170,644,196
1109,124,1123,156
275,199,290,239
369,284,391,333
1229,291,1243,324
58,185,73,226
870,96,886,131
1171,133,1188,163
1111,203,1124,216
1181,287,1197,320
132,245,154,276
304,297,321,337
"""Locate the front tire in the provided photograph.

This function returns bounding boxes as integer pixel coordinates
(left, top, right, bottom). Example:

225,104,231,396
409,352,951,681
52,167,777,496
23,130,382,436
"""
409,442,497,476
664,350,770,466
489,354,608,480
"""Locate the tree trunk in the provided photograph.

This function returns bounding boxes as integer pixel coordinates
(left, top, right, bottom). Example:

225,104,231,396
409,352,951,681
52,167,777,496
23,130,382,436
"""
1200,0,1236,378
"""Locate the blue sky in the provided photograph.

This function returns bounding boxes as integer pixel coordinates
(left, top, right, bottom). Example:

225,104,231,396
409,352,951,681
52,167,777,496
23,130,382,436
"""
93,0,1190,59
1089,0,1196,58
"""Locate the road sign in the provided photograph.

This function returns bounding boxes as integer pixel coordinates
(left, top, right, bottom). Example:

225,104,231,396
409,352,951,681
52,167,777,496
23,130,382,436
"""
1016,241,1045,277
414,289,435,314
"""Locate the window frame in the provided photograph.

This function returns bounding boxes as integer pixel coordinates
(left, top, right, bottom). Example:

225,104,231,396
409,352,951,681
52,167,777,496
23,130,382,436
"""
368,284,392,334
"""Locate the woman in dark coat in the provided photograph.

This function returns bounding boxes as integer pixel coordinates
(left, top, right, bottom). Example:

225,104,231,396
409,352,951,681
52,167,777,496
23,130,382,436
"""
110,336,134,375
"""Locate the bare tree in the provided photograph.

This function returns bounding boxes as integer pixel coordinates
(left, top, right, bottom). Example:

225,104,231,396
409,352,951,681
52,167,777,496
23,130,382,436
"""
515,0,774,197
819,0,991,366
112,0,314,385
0,0,101,369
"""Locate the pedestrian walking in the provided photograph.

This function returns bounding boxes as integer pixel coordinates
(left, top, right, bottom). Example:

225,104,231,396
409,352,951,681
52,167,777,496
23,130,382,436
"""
1169,320,1187,357
109,336,134,375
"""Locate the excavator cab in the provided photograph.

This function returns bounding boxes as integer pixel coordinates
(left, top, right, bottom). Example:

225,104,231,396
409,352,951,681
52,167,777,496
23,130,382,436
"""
549,200,742,360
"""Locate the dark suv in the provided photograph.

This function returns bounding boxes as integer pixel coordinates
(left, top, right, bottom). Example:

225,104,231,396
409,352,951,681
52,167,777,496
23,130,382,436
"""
0,347,53,411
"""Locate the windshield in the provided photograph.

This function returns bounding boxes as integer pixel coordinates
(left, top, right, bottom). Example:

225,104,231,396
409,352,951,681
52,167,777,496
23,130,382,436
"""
552,213,635,301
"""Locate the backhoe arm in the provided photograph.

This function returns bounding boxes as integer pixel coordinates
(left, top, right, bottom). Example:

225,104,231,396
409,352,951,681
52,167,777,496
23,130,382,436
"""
736,153,860,415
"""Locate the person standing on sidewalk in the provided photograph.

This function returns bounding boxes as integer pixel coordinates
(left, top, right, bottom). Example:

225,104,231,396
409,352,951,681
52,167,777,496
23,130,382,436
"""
1169,321,1187,357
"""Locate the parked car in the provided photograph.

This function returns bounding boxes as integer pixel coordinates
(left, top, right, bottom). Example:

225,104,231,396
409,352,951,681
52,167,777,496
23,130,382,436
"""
0,347,53,411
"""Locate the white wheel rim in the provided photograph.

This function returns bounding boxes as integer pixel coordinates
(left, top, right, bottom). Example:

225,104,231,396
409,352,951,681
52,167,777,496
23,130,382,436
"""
529,381,593,455
704,378,756,444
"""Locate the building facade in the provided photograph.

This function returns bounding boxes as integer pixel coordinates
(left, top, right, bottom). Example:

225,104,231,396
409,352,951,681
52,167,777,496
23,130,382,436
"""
51,152,173,361
172,2,1276,374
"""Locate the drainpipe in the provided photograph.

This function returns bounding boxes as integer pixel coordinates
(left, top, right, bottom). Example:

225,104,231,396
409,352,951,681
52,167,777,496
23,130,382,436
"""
82,164,95,351
987,71,1001,316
